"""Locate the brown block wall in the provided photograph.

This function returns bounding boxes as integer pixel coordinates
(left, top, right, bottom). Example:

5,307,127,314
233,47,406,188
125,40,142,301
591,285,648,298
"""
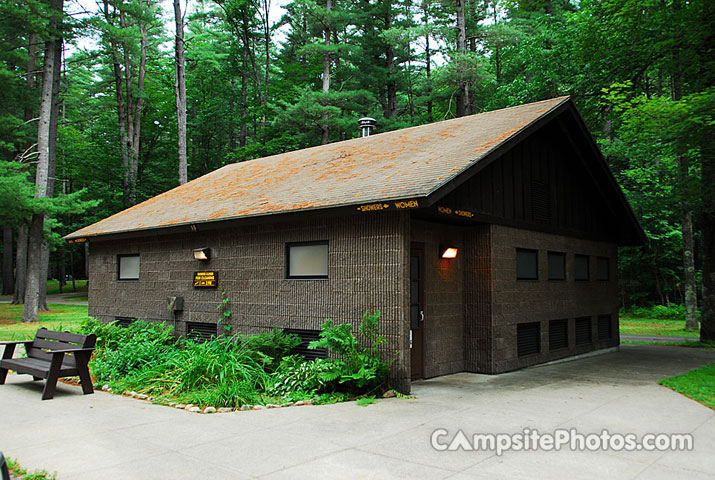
88,211,411,391
489,224,619,373
411,220,465,378
464,224,492,373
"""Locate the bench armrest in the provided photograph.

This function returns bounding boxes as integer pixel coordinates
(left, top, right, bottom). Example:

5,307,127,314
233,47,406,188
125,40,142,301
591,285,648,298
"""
0,340,32,346
49,347,95,354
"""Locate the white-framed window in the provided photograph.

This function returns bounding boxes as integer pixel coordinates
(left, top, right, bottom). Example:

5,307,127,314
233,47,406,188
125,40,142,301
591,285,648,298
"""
118,254,140,281
286,241,328,279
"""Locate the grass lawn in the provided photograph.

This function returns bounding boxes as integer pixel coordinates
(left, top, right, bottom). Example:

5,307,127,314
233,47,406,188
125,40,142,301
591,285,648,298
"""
660,362,715,410
0,304,89,341
45,279,88,295
0,279,87,298
619,314,700,337
623,340,715,349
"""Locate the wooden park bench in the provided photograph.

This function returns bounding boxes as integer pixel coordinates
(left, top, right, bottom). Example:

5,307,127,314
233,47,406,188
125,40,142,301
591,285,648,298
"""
0,328,96,400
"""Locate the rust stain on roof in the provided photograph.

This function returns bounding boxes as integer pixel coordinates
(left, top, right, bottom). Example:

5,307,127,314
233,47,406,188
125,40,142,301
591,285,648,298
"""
65,97,569,239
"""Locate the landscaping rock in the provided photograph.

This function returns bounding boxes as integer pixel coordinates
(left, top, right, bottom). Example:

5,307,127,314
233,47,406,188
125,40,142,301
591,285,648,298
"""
266,403,280,409
184,404,195,411
218,407,233,414
284,402,294,407
189,406,202,413
252,405,263,410
136,393,148,400
174,404,186,409
203,406,217,414
101,384,110,391
169,402,177,407
240,405,251,411
304,399,314,405
294,400,305,406
382,389,396,398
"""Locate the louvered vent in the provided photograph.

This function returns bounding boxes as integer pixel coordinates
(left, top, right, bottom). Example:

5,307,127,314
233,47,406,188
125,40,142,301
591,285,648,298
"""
531,180,551,223
575,317,592,345
284,328,328,360
598,314,612,340
186,322,218,343
114,317,135,328
549,319,568,351
517,322,540,357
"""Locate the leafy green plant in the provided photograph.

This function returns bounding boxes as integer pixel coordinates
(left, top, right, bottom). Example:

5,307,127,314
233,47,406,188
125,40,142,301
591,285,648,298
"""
242,329,302,372
621,303,694,321
309,309,392,393
269,355,341,396
6,457,56,480
356,395,376,407
216,290,232,333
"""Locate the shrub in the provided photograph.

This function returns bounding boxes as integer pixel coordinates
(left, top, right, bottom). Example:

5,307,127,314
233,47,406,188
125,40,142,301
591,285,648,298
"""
309,309,392,393
80,319,176,382
623,304,694,320
268,355,341,397
241,328,302,372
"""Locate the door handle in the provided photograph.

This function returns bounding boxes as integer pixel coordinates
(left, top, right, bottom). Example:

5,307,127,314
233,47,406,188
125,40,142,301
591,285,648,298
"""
420,310,424,323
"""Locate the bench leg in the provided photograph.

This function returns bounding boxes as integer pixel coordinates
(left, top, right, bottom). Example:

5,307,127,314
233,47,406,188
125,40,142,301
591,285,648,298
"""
42,355,63,400
76,352,94,395
33,376,42,381
0,367,7,385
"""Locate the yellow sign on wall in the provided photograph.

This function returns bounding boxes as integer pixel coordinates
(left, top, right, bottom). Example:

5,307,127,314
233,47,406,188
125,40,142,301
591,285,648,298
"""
193,271,218,288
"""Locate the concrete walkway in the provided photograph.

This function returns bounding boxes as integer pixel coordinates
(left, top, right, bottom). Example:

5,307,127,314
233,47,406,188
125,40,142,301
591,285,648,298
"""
1,344,713,479
621,334,700,343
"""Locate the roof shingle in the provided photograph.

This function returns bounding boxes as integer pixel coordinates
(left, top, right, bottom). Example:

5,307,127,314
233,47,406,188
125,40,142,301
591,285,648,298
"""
66,96,569,239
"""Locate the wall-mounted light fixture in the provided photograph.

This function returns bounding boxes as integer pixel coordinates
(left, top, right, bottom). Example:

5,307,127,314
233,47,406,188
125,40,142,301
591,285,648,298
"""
440,246,458,259
192,247,211,261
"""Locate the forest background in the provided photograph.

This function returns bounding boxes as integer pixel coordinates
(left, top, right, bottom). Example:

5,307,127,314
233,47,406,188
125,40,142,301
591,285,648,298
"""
0,0,713,338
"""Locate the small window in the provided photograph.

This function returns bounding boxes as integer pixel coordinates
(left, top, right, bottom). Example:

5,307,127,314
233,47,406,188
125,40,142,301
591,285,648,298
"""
516,249,538,280
596,257,610,281
575,317,592,345
549,319,568,351
287,241,329,279
574,255,589,281
517,322,541,357
118,254,140,280
598,314,612,340
547,252,566,280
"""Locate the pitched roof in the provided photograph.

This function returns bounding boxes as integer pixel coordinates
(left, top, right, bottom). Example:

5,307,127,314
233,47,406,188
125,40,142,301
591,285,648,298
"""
67,97,573,239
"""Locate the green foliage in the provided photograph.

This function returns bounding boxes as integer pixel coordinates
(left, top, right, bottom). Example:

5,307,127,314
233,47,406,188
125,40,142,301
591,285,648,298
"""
268,354,341,397
621,304,693,321
79,319,176,381
6,457,56,480
241,328,302,372
216,290,232,334
309,309,392,393
356,395,376,407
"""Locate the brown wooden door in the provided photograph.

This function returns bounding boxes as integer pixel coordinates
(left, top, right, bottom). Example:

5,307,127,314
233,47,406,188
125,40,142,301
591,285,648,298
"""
410,245,424,380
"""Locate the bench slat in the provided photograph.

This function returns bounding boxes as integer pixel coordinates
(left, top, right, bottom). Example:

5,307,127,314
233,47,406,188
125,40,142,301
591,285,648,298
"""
1,357,79,377
35,328,93,345
31,338,80,350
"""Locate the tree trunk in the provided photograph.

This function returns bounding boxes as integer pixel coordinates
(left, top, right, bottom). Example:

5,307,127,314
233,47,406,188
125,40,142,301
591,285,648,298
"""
23,0,62,323
174,0,187,185
455,0,469,117
2,226,12,295
385,7,396,119
700,108,715,341
321,0,332,145
423,2,432,123
12,225,27,304
681,205,698,329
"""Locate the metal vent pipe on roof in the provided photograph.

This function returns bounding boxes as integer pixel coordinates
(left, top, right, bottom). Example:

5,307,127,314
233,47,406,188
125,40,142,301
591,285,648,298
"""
358,117,376,137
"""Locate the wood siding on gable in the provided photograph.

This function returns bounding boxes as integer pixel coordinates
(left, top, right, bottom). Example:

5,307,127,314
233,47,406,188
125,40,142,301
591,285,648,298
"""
438,123,616,242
